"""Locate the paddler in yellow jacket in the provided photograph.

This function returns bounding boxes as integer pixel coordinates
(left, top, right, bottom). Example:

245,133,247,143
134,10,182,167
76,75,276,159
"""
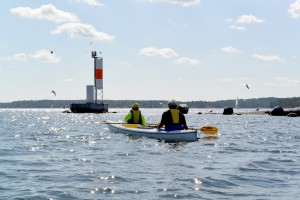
157,100,188,131
124,103,147,125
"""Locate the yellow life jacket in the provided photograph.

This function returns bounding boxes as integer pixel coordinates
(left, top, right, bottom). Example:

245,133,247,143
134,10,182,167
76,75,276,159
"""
170,109,179,123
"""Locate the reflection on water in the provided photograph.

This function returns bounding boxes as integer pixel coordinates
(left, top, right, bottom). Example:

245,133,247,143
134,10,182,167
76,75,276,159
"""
201,136,218,141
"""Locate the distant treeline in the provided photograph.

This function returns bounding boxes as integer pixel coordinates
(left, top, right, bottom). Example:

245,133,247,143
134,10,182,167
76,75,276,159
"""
1,97,300,109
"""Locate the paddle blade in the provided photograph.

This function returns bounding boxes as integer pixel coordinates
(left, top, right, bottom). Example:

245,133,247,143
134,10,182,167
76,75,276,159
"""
122,124,141,128
200,126,218,134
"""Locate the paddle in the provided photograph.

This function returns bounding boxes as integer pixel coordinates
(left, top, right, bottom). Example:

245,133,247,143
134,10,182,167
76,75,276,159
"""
190,126,218,135
103,121,218,134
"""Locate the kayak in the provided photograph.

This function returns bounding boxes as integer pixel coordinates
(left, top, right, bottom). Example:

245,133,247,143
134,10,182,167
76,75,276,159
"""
105,121,198,142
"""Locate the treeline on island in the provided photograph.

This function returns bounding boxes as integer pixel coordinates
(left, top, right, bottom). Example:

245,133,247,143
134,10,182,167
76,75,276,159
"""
1,97,300,109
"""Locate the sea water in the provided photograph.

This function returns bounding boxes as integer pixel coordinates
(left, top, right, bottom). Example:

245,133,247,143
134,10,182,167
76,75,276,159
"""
0,108,299,200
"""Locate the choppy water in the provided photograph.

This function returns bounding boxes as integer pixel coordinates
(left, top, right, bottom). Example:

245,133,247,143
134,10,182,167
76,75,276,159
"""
0,108,300,200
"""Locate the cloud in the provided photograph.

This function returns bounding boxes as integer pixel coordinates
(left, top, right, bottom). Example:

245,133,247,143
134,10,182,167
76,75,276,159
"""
51,23,115,41
0,53,28,61
149,0,200,7
175,57,200,65
69,0,104,6
288,0,300,19
263,77,300,86
139,47,199,65
10,4,80,23
219,77,235,82
225,18,233,23
236,15,265,24
229,25,245,31
274,77,300,86
139,47,178,58
219,77,250,82
31,49,61,63
221,46,240,53
0,50,60,63
62,78,77,82
252,54,282,62
121,62,132,66
227,14,264,30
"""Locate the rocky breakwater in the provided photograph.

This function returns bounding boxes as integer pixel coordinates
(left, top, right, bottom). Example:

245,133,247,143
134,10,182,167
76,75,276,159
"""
268,106,300,117
220,106,300,117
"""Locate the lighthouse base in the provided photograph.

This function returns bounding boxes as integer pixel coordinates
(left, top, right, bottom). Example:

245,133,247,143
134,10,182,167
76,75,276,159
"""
70,103,108,113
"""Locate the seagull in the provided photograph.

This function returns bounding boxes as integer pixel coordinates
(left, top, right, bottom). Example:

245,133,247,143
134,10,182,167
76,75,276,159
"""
51,90,56,96
246,84,249,89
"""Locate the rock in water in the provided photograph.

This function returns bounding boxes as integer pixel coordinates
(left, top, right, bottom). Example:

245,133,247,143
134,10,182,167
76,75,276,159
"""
223,107,233,115
270,106,285,116
287,112,297,117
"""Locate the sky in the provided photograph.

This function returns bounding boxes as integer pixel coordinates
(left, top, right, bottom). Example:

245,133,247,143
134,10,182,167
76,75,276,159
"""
1,0,300,103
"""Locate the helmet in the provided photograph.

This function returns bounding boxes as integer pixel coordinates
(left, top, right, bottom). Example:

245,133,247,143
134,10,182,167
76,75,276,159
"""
132,103,139,110
168,99,177,109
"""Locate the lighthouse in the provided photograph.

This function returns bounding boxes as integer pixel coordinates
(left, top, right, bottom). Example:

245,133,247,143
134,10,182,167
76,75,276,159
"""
70,51,108,113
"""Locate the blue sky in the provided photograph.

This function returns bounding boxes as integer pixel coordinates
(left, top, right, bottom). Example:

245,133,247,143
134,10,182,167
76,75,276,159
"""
1,0,300,103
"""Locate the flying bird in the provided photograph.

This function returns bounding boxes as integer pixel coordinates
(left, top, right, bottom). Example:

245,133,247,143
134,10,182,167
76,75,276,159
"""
50,51,53,54
51,90,56,96
246,84,249,89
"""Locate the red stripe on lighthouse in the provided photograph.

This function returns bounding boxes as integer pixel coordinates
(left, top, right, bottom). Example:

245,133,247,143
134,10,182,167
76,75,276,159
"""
96,69,103,79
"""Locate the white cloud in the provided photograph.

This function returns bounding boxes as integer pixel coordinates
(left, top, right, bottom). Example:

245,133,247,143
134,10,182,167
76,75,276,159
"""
139,47,178,58
263,77,300,86
121,62,132,66
219,77,250,82
219,77,235,82
10,4,80,23
31,49,61,63
221,46,240,53
288,0,300,19
51,23,115,41
225,18,233,23
229,25,245,31
236,15,265,24
0,50,60,63
274,77,300,86
69,0,104,6
0,53,27,61
175,57,200,65
149,0,200,7
227,15,264,31
252,54,282,62
62,78,77,82
14,53,28,61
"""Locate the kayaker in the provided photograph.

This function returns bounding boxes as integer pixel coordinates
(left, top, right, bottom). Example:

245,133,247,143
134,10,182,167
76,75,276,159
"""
157,100,188,131
124,103,147,125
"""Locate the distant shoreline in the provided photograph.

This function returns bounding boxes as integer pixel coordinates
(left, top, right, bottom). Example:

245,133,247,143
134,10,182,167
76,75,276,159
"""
0,97,300,109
